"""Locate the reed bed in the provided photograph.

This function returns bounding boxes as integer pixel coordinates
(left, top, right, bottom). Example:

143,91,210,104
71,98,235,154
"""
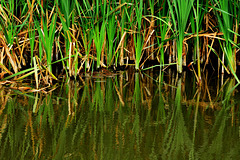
0,0,240,84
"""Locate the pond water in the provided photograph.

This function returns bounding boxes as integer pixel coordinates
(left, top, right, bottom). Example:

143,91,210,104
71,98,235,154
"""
0,68,240,159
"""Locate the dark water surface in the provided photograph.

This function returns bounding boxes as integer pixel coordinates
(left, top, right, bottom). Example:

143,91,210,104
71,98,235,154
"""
0,69,240,159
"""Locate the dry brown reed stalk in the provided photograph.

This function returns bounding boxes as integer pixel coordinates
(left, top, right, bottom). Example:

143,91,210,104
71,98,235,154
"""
1,39,18,73
144,16,155,60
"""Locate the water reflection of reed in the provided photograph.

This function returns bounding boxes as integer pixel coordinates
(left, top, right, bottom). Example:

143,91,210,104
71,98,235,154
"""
0,69,239,159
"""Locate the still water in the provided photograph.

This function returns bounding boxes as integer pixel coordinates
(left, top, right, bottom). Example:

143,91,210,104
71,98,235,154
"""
0,68,240,159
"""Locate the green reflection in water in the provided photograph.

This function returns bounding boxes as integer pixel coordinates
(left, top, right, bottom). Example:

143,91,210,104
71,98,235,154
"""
162,77,191,160
0,71,240,160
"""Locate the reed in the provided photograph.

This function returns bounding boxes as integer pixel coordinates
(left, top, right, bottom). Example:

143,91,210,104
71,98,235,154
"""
156,0,169,65
75,0,93,71
36,12,57,73
57,0,76,76
211,0,239,82
190,0,207,84
92,0,107,69
134,34,144,70
117,0,130,67
167,0,194,73
134,0,144,70
29,25,35,67
92,21,106,69
106,10,117,67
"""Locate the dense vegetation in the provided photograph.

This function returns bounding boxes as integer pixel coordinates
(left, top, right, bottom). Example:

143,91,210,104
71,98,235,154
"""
0,0,240,85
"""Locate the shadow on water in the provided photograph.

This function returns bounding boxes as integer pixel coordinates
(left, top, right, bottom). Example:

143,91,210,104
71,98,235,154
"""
0,68,240,159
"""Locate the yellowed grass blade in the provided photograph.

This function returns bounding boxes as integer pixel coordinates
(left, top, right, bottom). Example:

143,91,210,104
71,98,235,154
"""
0,62,13,75
33,57,39,89
1,40,18,73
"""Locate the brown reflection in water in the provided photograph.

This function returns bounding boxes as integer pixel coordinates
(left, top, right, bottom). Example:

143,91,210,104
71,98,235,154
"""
0,69,239,115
